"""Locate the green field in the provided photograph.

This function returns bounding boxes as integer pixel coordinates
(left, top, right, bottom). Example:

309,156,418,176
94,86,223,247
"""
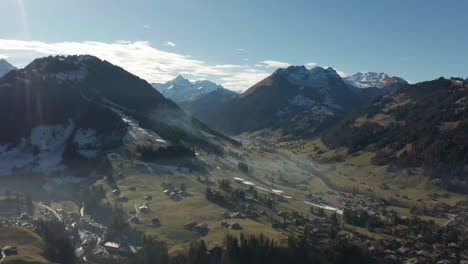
0,227,52,264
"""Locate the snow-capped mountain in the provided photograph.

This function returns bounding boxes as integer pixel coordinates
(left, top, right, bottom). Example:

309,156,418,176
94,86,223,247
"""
344,72,407,90
152,76,227,101
0,59,17,77
204,65,363,135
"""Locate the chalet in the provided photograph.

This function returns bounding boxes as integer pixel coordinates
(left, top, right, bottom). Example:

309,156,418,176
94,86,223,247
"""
207,244,223,264
184,221,198,230
130,216,140,224
139,205,150,214
2,246,18,256
384,254,400,263
194,223,209,235
151,218,160,227
104,242,120,254
231,223,242,230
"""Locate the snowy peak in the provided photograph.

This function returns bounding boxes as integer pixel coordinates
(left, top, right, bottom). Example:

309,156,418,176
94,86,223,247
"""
0,59,17,77
171,75,192,86
344,72,408,89
152,76,227,101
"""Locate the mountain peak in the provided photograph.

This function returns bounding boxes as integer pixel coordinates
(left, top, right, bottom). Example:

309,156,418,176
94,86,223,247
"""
344,72,407,89
0,58,17,77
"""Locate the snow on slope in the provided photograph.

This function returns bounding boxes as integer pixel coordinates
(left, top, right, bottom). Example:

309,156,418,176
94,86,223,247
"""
0,120,102,176
73,128,100,158
344,72,407,89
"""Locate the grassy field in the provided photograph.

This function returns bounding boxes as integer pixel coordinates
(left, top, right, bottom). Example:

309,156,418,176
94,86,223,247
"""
0,227,52,264
101,157,292,252
102,132,467,253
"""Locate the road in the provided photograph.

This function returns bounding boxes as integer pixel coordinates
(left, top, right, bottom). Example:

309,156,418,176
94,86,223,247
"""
34,202,62,222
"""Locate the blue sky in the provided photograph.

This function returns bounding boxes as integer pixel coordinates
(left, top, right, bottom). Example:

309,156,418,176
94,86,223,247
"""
0,0,467,91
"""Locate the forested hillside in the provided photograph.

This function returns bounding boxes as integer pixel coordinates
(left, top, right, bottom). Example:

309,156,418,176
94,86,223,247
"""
322,78,468,192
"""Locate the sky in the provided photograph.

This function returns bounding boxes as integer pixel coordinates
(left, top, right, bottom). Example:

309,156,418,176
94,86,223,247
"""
0,0,467,91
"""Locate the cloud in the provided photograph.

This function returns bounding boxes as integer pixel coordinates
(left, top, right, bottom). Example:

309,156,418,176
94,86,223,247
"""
237,48,246,51
0,54,8,59
322,65,347,77
219,69,270,92
163,41,176,47
305,62,317,67
0,39,270,91
143,25,151,29
258,60,291,68
334,69,347,77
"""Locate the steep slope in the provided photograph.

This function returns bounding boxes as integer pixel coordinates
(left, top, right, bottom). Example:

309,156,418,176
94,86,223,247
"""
0,59,17,77
152,76,226,101
322,77,468,192
177,88,238,122
344,72,408,99
204,66,363,136
0,55,229,176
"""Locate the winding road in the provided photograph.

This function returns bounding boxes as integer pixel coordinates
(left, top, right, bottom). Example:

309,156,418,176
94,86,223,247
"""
0,250,5,264
34,202,62,222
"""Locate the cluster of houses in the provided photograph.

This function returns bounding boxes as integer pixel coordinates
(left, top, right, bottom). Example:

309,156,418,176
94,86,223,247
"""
184,221,210,236
161,183,190,201
342,197,397,218
300,215,468,264
306,192,332,206
411,201,468,219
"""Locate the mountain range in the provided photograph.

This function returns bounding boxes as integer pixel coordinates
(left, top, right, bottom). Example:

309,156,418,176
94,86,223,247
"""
196,66,408,137
152,76,235,102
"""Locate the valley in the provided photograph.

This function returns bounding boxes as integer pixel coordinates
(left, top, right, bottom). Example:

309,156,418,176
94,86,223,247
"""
0,56,466,264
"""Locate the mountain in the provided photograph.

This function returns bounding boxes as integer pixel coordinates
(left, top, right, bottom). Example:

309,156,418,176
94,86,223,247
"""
177,88,238,122
202,66,363,136
152,76,227,102
344,72,408,98
322,77,468,192
0,59,17,77
0,55,230,176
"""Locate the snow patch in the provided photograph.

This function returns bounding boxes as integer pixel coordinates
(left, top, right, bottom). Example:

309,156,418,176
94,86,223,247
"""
74,128,100,158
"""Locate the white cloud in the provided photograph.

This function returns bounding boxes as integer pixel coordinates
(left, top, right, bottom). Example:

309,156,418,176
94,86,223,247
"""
305,62,317,67
334,69,347,77
163,41,176,47
258,60,291,68
143,25,151,29
0,39,270,91
0,54,8,59
219,69,270,92
323,65,347,77
237,48,246,51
